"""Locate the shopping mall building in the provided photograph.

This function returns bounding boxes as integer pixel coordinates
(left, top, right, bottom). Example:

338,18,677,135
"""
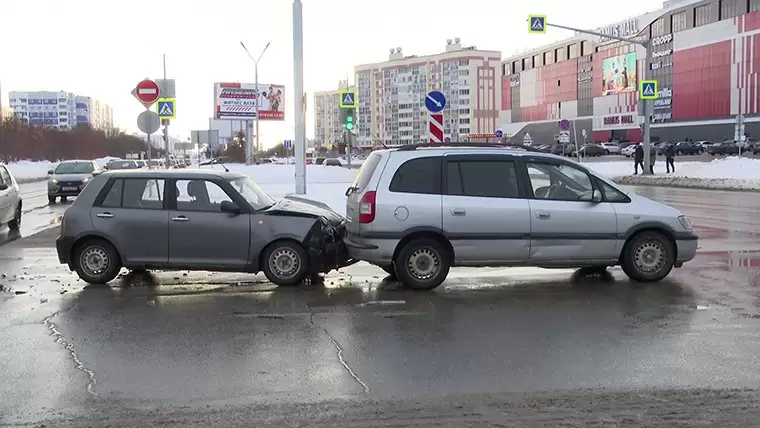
499,0,760,145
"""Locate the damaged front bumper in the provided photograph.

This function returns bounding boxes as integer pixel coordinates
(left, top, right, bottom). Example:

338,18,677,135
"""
304,217,358,274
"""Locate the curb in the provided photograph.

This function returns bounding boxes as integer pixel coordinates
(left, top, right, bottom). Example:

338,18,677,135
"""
612,175,760,192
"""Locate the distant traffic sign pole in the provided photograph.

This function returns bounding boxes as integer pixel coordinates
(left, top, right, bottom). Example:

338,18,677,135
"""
425,91,446,143
527,14,656,174
132,78,162,166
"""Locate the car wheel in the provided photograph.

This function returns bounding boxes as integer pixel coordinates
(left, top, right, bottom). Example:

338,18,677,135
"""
74,239,122,284
394,238,451,290
8,204,21,230
48,196,56,204
379,264,397,279
676,150,683,156
697,149,704,155
604,150,610,155
262,241,309,286
621,232,675,282
61,196,68,203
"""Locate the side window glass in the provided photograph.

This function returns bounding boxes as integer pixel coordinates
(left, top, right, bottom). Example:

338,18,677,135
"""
100,179,123,208
175,179,233,212
0,167,12,185
600,182,628,202
389,157,441,195
526,162,593,201
446,160,519,198
123,179,165,209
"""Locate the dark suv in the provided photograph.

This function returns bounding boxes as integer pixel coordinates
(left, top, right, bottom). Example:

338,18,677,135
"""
674,141,705,155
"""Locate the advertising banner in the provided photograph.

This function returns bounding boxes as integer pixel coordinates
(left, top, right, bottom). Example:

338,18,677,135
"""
601,52,637,96
214,82,285,121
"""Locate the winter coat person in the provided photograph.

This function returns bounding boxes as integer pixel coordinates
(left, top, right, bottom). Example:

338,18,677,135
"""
633,144,644,174
665,144,676,173
649,145,657,174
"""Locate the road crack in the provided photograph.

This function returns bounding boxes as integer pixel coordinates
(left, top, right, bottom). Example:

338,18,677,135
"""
43,306,98,397
306,304,370,393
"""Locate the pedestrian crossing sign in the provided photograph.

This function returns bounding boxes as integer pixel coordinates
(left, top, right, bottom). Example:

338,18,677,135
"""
339,90,358,108
156,98,176,119
640,80,658,100
528,15,546,33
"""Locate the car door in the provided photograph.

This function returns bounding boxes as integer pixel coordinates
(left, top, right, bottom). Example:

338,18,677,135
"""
168,178,250,269
523,159,618,263
90,177,170,265
0,166,19,223
442,154,531,264
0,168,10,223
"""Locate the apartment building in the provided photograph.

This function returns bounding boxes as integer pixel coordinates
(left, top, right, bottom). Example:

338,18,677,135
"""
354,39,501,146
313,80,354,147
8,91,114,131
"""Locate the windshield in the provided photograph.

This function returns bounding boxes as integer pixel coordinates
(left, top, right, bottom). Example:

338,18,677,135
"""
228,177,275,210
108,161,136,169
55,162,94,174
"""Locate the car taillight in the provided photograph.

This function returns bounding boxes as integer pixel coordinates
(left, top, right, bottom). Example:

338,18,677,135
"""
359,191,376,224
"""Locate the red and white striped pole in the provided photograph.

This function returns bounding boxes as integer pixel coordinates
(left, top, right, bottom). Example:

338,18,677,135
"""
429,113,443,143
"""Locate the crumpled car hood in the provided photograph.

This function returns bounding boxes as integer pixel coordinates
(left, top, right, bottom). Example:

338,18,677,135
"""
264,195,345,226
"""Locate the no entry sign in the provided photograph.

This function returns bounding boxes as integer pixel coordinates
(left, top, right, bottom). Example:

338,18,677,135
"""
132,79,161,108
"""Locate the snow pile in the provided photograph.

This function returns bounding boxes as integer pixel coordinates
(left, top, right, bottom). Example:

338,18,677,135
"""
201,163,356,213
586,157,760,190
6,161,56,183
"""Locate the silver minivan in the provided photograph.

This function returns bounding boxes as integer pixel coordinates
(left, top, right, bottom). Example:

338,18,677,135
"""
344,144,698,290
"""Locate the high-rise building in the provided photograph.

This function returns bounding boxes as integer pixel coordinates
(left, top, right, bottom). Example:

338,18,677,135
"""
8,91,114,131
313,80,354,147
354,39,501,147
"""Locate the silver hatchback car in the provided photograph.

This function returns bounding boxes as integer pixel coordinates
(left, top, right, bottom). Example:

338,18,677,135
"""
56,169,350,286
48,160,103,203
344,143,698,290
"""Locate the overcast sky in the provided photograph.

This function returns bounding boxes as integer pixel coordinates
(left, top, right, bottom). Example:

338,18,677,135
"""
1,0,663,147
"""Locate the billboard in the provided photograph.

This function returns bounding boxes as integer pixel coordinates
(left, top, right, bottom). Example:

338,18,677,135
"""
601,52,637,96
214,82,285,121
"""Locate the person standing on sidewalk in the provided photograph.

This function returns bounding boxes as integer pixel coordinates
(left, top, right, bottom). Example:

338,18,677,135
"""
649,145,657,174
634,144,644,174
665,143,676,173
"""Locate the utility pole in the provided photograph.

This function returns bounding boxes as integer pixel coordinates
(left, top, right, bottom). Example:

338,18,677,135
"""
240,41,271,164
293,0,307,194
537,20,655,174
163,54,170,168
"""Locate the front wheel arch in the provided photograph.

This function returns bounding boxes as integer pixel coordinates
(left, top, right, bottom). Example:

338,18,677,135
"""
259,238,310,286
71,234,125,268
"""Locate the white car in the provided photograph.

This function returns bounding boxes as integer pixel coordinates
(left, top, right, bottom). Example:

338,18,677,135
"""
621,144,638,157
600,142,621,155
0,163,22,231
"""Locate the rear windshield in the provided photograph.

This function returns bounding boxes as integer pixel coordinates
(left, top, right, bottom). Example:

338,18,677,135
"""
55,162,94,174
108,161,136,169
352,152,382,191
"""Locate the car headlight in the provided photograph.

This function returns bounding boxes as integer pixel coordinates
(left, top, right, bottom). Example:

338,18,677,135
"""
51,178,58,184
678,215,693,231
82,177,90,183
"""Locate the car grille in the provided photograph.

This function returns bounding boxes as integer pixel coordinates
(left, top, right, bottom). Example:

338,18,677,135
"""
58,181,83,187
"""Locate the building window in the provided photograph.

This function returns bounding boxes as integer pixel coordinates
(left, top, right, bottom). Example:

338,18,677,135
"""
543,51,554,65
568,44,579,59
556,47,566,62
720,0,746,19
513,60,520,73
671,10,689,32
694,4,715,26
581,41,591,56
533,54,542,68
650,17,666,36
752,0,760,11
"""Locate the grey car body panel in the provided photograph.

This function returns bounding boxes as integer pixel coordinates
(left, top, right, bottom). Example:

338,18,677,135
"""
345,145,698,271
57,169,349,275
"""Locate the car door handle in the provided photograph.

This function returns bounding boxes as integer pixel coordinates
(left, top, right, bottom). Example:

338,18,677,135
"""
535,211,551,219
450,208,466,216
171,216,189,222
96,212,114,218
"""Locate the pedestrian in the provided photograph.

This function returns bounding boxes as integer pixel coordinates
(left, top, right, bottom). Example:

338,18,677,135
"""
665,143,676,173
649,145,657,174
634,144,644,174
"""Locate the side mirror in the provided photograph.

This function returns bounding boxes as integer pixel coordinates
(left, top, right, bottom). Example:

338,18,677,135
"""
220,200,242,215
92,171,103,177
591,189,603,202
47,170,54,175
0,184,7,191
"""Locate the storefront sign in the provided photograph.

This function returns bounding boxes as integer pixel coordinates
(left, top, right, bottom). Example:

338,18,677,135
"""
597,19,640,43
654,87,673,109
652,49,672,58
653,112,672,121
650,61,672,70
651,34,673,47
603,114,635,125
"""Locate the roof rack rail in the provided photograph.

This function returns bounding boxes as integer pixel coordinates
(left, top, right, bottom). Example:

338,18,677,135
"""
396,142,544,152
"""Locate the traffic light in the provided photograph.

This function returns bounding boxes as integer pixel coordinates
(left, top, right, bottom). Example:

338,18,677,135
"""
344,109,355,131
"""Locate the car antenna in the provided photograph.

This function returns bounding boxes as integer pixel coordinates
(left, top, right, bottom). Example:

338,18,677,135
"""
218,159,229,172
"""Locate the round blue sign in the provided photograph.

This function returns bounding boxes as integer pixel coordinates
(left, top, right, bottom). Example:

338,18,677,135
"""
495,129,503,138
425,91,446,113
444,136,451,143
559,119,570,130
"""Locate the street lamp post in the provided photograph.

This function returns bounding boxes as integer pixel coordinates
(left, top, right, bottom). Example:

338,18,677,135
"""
293,0,306,194
240,41,271,164
540,21,655,174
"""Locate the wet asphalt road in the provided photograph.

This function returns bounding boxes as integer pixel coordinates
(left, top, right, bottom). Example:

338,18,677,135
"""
3,186,760,426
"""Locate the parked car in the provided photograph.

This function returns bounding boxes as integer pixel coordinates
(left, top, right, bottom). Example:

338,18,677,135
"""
621,143,639,157
55,169,351,286
0,163,22,231
707,141,741,156
343,143,698,290
599,142,621,155
674,141,705,155
48,160,102,204
324,158,343,166
572,144,605,157
106,160,141,170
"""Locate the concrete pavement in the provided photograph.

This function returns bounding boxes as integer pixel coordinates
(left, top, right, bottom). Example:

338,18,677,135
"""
2,186,760,426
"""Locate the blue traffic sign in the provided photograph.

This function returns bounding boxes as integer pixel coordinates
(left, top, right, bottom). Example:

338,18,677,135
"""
284,139,292,149
559,119,570,130
425,91,446,113
495,129,503,138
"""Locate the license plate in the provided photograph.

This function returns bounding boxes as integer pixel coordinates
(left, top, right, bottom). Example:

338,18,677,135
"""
62,186,77,191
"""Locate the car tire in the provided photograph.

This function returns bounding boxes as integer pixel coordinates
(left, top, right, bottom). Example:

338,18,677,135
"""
697,149,704,155
604,150,610,155
8,204,21,230
48,196,56,204
676,150,683,156
394,238,451,291
73,239,122,284
620,231,675,282
262,241,309,286
61,196,68,203
379,264,397,279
